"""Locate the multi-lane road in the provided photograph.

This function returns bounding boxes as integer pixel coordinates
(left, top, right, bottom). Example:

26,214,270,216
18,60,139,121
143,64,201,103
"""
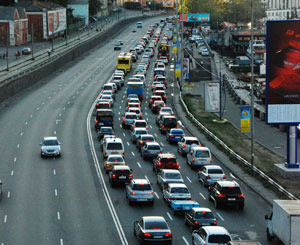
0,16,271,245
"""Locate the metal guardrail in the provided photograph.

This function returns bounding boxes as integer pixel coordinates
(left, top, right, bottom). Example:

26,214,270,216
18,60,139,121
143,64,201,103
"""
179,90,298,201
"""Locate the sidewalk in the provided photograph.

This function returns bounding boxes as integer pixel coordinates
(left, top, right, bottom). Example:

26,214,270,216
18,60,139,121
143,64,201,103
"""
184,43,292,160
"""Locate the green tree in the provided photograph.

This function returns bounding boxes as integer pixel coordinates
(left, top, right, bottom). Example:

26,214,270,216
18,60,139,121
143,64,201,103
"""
89,0,102,15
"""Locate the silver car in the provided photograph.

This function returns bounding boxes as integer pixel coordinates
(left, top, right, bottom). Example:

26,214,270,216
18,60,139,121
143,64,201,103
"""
122,112,138,129
141,142,162,159
163,183,192,205
40,136,61,158
126,179,154,205
186,146,212,169
157,169,184,190
177,136,200,156
198,165,226,187
131,128,148,144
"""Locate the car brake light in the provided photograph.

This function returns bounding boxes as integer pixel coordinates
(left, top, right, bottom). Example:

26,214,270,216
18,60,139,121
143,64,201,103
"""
157,162,162,167
218,194,226,198
238,194,244,198
144,233,151,237
194,221,198,225
106,164,110,167
176,162,179,167
123,119,125,122
223,175,226,179
140,141,144,145
112,174,116,178
209,157,212,162
183,144,186,148
176,125,178,128
129,173,133,178
192,158,195,162
169,198,175,200
149,192,153,195
206,175,210,179
104,151,107,156
132,126,135,129
131,192,136,195
165,232,172,237
213,221,217,225
96,120,98,123
122,152,124,156
160,151,162,153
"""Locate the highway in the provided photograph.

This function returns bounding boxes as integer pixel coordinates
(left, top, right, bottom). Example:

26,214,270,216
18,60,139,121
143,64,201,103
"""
0,16,271,245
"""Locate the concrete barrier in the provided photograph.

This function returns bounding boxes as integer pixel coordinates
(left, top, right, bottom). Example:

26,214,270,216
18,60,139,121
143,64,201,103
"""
0,16,151,104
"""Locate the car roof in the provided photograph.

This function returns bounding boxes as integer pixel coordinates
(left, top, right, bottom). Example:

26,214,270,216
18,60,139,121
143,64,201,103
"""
217,180,240,187
106,138,122,143
100,127,113,130
192,207,212,213
134,119,146,122
168,183,187,188
107,154,123,158
161,169,180,174
205,165,222,170
44,136,58,140
143,216,166,223
201,226,230,235
191,146,209,151
145,142,160,146
158,153,176,158
113,165,130,170
170,128,183,132
132,179,150,184
183,136,198,140
125,112,137,115
140,134,153,138
134,127,147,132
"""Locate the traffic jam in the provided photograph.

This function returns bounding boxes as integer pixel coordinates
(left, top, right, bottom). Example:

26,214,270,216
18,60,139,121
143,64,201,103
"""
93,18,246,245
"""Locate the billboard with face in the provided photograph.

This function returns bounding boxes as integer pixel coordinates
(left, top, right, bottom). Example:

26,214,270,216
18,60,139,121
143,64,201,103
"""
266,20,300,124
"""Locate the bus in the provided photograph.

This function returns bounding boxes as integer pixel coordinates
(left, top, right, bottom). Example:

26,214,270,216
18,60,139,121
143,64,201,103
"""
117,52,132,72
127,82,144,100
95,109,114,130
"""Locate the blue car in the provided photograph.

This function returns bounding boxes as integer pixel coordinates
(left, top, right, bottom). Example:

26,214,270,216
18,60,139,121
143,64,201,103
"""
166,128,185,143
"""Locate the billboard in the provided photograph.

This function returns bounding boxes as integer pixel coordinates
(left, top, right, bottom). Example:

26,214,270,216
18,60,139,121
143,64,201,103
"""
180,13,210,23
183,58,189,80
48,9,66,36
240,106,250,132
163,0,175,8
266,20,300,124
205,82,220,112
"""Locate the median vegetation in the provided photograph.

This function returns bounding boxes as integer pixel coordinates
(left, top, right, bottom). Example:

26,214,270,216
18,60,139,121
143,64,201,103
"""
182,94,300,199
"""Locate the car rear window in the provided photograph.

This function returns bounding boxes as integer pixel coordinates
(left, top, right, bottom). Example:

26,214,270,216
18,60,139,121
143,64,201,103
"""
186,140,199,145
136,122,146,127
132,184,152,191
163,118,177,127
137,130,147,134
208,169,223,174
107,143,123,150
148,145,160,150
208,235,231,243
171,187,189,193
108,156,123,162
126,114,137,119
194,212,215,219
172,130,184,134
221,187,242,195
142,136,154,141
195,150,210,158
165,173,181,179
145,221,168,230
101,128,112,133
116,169,130,175
161,158,176,164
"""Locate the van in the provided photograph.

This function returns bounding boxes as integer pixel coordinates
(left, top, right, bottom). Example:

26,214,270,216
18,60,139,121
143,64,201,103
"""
103,138,124,159
137,22,142,28
187,146,212,169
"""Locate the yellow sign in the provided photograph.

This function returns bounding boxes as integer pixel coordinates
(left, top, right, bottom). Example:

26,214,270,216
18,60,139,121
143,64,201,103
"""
172,46,177,54
240,106,250,132
173,36,177,42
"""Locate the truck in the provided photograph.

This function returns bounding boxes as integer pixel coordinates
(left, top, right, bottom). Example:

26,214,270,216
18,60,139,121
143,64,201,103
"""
227,241,262,245
95,109,114,130
127,81,143,100
265,200,300,245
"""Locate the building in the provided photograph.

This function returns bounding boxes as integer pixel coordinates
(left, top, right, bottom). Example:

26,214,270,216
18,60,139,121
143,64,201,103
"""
0,6,28,46
67,0,89,25
14,1,66,41
266,0,300,20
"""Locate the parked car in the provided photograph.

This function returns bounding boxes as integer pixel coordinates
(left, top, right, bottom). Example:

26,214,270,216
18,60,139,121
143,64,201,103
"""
22,47,32,54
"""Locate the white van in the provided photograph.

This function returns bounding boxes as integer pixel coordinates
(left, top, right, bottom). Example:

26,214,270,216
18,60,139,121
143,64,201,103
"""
186,146,212,169
103,138,124,159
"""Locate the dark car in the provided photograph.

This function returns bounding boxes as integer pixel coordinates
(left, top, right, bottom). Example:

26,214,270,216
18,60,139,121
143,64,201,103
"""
137,134,155,152
151,100,166,114
208,181,245,210
149,95,163,108
114,44,121,50
153,90,167,102
159,116,178,134
98,126,114,141
153,153,179,173
184,207,217,231
141,142,162,160
109,165,133,187
134,216,172,245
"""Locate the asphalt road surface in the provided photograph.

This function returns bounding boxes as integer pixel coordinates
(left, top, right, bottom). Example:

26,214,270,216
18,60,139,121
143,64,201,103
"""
0,16,271,245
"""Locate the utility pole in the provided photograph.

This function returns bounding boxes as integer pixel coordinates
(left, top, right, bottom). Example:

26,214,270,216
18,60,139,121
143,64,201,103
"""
180,0,183,88
250,0,255,168
31,23,34,60
65,27,68,46
51,34,54,51
6,26,9,71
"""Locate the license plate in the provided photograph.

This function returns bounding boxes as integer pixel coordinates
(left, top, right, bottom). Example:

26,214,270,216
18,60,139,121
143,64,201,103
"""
228,198,236,201
138,199,147,201
201,223,210,226
119,176,126,179
184,206,189,210
111,152,118,154
153,236,163,239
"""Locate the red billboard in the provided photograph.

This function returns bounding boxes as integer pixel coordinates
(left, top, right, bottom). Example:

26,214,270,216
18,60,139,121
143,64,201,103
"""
266,20,300,124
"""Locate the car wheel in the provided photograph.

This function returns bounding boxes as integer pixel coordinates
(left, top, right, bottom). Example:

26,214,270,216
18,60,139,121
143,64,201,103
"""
41,153,44,158
266,228,273,241
149,201,154,206
186,159,189,165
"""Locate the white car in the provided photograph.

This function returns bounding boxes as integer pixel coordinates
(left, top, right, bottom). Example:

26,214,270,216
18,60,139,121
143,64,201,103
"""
177,136,200,156
198,165,226,187
192,226,232,245
162,183,191,204
201,49,209,56
186,146,212,169
40,136,61,158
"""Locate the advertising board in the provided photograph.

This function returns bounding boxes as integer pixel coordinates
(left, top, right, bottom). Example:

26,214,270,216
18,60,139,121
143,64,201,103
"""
180,13,210,23
163,0,175,8
266,20,300,124
205,82,220,112
48,9,66,36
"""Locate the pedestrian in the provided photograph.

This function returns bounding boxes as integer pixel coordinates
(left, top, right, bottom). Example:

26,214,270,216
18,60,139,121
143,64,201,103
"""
17,50,20,58
2,51,6,59
15,51,18,59
47,49,51,57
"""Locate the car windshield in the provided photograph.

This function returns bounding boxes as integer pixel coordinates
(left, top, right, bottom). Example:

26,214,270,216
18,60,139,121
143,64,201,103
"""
108,156,123,162
132,184,152,191
43,140,58,146
208,169,223,174
208,235,231,243
186,140,199,145
195,150,210,158
194,212,215,219
148,145,160,150
171,187,189,193
221,187,242,195
145,221,168,230
165,173,181,179
107,143,123,150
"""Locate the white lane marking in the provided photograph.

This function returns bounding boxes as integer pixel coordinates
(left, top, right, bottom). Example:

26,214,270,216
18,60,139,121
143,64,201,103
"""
154,192,159,199
199,192,206,200
161,142,164,146
131,152,135,156
216,212,225,221
137,162,141,168
63,107,66,110
119,117,121,121
42,102,45,105
150,125,152,128
57,212,61,220
166,212,173,221
145,175,149,181
230,172,237,180
25,121,28,125
118,112,121,115
36,107,40,110
145,112,147,116
17,144,19,148
55,189,58,196
119,106,122,109
186,176,192,183
120,125,122,128
53,131,56,135
182,236,190,245
53,169,56,175
154,133,158,137
59,113,62,117
30,114,33,118
67,101,70,105
123,133,125,137
20,132,23,136
14,157,16,163
60,239,64,245
7,192,10,198
4,215,7,223
10,171,14,176
127,142,130,146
